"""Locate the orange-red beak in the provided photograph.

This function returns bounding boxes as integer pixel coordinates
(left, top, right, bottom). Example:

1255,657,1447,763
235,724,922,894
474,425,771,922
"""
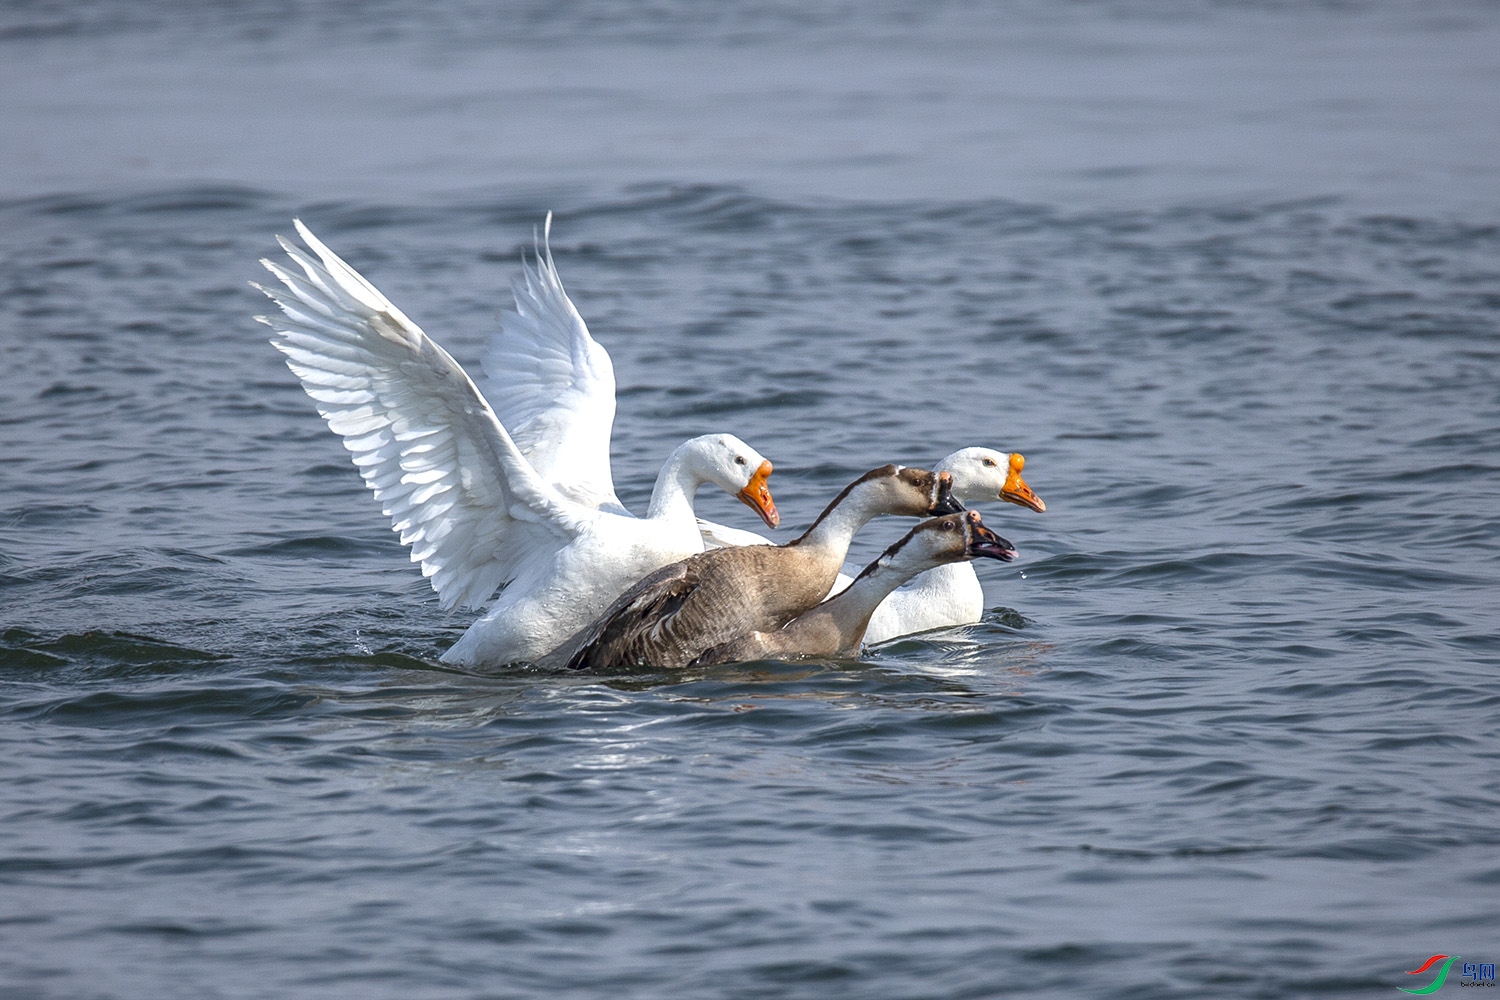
1001,453,1046,513
736,460,780,528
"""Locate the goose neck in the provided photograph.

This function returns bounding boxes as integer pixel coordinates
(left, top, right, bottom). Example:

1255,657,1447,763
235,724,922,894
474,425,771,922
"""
645,447,701,522
820,550,934,641
796,489,881,556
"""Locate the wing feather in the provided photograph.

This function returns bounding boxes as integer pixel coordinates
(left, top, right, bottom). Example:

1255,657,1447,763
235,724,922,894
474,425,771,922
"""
255,220,588,611
546,560,700,670
480,213,621,509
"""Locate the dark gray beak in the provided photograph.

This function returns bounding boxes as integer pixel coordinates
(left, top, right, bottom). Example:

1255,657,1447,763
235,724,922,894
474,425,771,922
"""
966,515,1018,562
931,471,965,515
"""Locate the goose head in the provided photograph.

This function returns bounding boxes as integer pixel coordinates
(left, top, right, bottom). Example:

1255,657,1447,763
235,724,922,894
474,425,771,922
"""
900,510,1019,567
860,509,1018,583
840,464,965,518
687,433,780,528
938,447,1045,513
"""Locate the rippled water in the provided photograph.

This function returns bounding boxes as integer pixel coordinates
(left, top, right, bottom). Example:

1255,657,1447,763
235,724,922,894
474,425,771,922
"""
4,3,1500,999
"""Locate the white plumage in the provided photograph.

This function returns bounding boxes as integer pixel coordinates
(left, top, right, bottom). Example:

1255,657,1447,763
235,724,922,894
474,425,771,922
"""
255,219,778,667
478,215,621,511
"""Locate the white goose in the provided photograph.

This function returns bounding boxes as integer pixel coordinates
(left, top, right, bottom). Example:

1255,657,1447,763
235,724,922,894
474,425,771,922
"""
698,447,1045,644
254,219,780,668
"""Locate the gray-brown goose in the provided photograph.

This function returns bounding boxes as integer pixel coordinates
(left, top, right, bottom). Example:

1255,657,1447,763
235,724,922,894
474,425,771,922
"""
697,510,1017,665
544,465,963,670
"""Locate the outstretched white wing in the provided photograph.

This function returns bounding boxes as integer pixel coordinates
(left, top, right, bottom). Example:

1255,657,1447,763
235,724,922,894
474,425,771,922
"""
255,220,588,611
481,213,621,511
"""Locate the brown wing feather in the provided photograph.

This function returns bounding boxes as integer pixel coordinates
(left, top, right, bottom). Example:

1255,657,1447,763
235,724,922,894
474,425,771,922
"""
585,575,707,669
558,543,824,670
553,560,701,670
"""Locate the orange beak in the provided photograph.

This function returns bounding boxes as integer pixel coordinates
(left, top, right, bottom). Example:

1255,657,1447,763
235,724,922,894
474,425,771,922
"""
736,460,780,528
1001,453,1046,513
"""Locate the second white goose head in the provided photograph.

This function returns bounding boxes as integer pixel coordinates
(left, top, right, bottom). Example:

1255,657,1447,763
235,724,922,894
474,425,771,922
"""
938,447,1046,513
681,433,780,528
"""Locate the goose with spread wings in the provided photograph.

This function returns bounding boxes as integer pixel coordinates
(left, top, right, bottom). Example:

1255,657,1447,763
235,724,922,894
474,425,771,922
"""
254,219,780,667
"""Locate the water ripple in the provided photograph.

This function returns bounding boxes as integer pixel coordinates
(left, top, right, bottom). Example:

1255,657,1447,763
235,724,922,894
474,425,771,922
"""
3,180,1499,998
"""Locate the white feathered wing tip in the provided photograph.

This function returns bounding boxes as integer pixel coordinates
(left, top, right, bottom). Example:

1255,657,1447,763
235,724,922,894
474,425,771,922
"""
479,212,620,510
252,220,566,612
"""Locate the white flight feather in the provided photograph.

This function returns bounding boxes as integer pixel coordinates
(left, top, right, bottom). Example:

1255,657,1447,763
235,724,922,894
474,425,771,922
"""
254,219,588,613
255,219,779,667
479,212,621,511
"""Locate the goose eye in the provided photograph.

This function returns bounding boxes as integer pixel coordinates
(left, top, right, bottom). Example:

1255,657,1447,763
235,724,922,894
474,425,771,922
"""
735,456,747,466
982,458,996,467
941,519,956,531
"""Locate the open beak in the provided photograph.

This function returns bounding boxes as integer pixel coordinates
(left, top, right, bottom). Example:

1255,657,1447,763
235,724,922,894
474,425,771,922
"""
931,470,965,514
1000,453,1046,513
736,460,780,528
966,513,1018,562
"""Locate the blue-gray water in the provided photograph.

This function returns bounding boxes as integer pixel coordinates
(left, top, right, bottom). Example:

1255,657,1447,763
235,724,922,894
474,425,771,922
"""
3,3,1499,998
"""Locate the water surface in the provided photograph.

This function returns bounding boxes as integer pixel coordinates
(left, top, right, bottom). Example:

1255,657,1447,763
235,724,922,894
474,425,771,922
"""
3,3,1499,998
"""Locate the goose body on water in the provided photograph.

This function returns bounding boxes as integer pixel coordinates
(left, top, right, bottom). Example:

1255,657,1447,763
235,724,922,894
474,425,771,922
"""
861,448,1042,642
700,447,1045,643
255,220,780,667
545,465,963,671
698,510,1018,665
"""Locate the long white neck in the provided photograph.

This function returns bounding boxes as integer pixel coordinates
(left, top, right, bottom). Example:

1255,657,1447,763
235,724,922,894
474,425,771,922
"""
645,445,703,523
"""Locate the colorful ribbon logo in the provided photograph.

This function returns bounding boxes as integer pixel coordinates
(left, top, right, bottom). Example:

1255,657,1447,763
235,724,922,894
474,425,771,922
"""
1401,955,1458,995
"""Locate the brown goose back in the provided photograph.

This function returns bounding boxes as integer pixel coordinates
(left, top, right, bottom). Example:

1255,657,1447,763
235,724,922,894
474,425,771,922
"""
545,465,959,670
697,511,1005,664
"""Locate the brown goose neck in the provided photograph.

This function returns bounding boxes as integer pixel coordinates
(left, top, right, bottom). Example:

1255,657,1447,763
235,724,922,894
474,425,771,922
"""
792,471,894,553
826,540,941,632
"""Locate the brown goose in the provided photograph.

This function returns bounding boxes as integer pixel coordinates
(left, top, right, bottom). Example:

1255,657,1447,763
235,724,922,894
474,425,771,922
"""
544,465,963,670
697,510,1017,664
